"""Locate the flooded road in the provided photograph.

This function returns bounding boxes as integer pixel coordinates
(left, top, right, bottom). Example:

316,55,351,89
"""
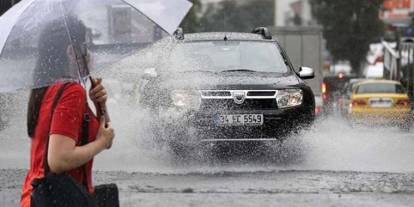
1,168,414,206
0,95,414,206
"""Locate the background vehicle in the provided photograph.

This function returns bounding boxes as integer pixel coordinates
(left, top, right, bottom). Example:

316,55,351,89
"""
271,26,324,114
338,78,366,117
139,29,315,156
348,80,412,130
314,95,324,118
322,73,358,114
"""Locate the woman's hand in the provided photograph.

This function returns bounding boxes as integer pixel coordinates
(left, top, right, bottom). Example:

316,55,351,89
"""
96,116,115,150
48,117,115,173
89,78,107,106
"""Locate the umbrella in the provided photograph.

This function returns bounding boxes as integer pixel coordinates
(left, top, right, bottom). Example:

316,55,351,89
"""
0,0,193,92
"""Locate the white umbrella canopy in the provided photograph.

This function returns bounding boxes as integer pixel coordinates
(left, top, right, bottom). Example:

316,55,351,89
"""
0,0,192,92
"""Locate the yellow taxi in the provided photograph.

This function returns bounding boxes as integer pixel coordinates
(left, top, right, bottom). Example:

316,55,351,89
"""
348,80,412,129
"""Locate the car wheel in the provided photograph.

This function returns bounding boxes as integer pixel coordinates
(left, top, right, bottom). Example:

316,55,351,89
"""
268,137,305,164
168,139,207,162
148,107,169,149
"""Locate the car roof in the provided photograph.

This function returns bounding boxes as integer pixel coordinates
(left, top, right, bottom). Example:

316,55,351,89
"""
181,32,276,42
354,79,402,86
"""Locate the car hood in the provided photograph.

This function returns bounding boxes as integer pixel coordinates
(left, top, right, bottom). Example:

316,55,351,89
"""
157,71,302,90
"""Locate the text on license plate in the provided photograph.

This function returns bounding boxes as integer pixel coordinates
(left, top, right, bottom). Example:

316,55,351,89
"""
369,99,393,108
216,114,264,126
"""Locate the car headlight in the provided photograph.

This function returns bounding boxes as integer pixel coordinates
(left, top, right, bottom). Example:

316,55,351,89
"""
171,90,201,110
276,89,303,108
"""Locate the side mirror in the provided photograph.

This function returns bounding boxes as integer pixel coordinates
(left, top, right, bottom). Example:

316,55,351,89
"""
142,68,158,80
298,67,315,79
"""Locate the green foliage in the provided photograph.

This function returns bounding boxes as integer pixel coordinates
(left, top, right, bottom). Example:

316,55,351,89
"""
310,0,384,74
181,0,274,33
180,0,202,33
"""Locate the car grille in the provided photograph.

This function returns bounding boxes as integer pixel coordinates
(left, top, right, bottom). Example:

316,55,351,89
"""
201,91,232,97
200,90,278,111
247,91,276,97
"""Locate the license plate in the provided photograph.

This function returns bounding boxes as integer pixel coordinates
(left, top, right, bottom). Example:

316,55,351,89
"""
216,114,264,126
369,99,392,108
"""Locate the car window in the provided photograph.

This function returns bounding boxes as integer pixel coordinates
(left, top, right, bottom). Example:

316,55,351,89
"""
355,83,406,94
165,41,289,73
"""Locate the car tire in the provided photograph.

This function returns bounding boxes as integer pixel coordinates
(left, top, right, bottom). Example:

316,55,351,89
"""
168,139,208,162
268,137,305,164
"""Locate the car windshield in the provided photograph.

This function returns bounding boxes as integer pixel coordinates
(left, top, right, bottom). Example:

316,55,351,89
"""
164,41,289,73
355,83,406,94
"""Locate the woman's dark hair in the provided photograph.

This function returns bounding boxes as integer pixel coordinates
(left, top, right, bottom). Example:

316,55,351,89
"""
27,17,86,137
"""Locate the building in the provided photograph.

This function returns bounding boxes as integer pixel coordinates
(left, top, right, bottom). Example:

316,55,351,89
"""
201,0,316,27
380,0,413,26
1,1,161,44
274,0,316,27
200,0,249,4
199,0,251,14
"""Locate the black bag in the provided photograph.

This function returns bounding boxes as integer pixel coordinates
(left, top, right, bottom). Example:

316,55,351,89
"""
94,184,120,207
31,174,96,207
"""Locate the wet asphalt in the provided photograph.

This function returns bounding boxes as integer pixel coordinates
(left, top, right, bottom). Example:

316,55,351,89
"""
1,168,414,206
0,95,414,206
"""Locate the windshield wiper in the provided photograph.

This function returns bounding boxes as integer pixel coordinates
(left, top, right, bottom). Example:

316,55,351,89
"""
220,69,257,73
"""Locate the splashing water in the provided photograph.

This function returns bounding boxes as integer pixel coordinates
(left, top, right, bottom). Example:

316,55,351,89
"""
1,41,413,174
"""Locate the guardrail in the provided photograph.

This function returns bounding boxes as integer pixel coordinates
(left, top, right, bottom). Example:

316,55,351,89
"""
382,40,399,80
401,41,414,100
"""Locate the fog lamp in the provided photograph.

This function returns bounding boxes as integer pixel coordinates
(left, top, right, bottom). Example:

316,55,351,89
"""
171,90,201,110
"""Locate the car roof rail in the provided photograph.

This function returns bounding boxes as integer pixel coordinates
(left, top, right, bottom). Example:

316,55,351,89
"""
252,27,272,40
174,27,184,40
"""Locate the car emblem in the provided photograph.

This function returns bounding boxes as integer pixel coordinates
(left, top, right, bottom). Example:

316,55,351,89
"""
232,91,246,104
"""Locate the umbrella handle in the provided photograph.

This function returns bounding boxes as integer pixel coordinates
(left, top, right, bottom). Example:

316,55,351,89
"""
89,76,110,121
89,76,112,149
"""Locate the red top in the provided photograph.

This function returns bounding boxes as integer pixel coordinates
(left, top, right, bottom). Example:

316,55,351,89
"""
20,82,99,207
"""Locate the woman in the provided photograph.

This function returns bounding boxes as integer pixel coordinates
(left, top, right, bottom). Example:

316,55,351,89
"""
20,17,115,207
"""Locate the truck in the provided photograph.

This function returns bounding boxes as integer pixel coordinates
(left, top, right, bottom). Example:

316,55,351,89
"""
270,26,324,115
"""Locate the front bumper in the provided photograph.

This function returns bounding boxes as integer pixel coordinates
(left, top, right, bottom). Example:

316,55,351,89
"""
348,108,411,125
157,106,313,143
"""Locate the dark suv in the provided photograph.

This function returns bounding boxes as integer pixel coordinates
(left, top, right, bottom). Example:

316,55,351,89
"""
139,28,315,154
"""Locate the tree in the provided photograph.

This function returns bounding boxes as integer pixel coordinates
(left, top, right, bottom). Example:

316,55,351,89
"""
199,0,274,32
180,0,274,33
180,0,202,33
310,0,384,75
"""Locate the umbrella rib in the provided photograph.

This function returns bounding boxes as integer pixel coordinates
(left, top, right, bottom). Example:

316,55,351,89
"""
0,0,38,56
58,0,85,85
118,0,169,35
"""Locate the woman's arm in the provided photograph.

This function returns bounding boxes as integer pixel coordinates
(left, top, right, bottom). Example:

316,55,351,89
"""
48,118,114,174
47,80,114,174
